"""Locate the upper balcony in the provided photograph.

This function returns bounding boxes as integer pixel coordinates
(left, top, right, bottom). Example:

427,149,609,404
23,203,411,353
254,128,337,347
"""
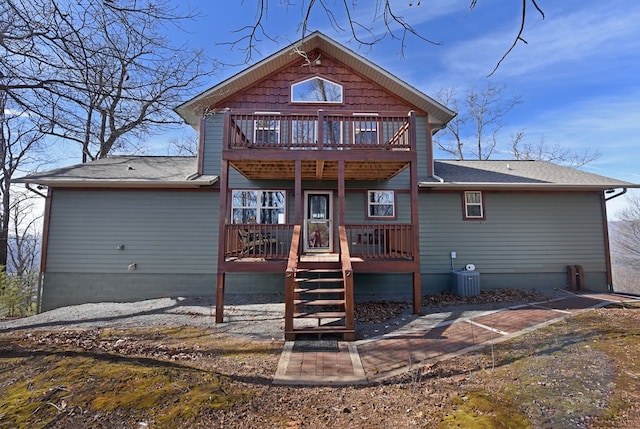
222,110,417,181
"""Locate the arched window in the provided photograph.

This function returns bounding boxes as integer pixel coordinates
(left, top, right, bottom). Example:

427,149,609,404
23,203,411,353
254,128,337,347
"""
291,77,343,103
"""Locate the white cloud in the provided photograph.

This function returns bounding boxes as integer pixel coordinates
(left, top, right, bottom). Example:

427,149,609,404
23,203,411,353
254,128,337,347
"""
511,89,640,183
434,1,640,81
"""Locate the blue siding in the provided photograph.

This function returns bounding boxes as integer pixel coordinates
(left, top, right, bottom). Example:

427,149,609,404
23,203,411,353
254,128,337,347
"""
202,114,223,175
46,190,218,274
419,191,609,292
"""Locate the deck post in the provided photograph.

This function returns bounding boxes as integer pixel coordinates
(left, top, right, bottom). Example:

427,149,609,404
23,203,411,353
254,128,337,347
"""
338,160,345,227
413,272,421,315
215,273,226,323
317,109,324,150
294,159,303,224
216,147,230,322
408,111,422,314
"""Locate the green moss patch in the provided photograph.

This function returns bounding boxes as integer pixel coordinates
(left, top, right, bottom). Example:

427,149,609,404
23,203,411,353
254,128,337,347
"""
445,304,640,428
438,391,531,428
0,330,256,429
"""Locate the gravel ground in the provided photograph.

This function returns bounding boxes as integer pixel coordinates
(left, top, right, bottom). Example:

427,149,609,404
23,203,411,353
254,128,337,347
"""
2,289,637,428
0,288,570,341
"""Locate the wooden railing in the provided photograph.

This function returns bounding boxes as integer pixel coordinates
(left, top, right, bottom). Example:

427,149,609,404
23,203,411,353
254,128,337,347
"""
338,226,355,337
226,111,412,151
346,224,414,259
223,223,413,260
224,223,292,259
284,225,302,336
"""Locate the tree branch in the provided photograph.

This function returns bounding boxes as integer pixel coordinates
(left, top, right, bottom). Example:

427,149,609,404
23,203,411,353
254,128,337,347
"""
487,0,545,77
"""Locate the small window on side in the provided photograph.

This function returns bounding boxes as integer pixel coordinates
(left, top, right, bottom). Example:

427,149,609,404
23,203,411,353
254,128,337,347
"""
463,191,484,220
353,114,379,145
367,190,395,218
254,119,280,145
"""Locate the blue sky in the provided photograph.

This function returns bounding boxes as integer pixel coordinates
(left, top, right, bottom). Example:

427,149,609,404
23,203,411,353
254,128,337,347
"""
165,0,640,217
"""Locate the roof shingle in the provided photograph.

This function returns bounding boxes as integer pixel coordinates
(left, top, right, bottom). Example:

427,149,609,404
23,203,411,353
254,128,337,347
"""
14,156,217,188
420,160,636,190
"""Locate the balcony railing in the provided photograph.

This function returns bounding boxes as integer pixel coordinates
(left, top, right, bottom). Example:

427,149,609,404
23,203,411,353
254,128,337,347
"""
224,223,293,259
226,111,413,151
224,223,414,260
346,224,414,259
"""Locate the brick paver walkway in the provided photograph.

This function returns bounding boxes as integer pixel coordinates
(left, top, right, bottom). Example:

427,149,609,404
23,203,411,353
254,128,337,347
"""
272,293,637,386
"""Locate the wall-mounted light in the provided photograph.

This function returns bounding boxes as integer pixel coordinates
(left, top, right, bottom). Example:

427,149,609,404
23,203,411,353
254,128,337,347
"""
116,245,125,250
127,263,137,271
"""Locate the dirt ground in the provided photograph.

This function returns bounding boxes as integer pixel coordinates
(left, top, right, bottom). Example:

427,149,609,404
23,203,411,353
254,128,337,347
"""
1,296,639,428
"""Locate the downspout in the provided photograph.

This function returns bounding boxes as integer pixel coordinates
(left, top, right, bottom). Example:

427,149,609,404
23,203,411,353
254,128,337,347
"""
24,184,51,314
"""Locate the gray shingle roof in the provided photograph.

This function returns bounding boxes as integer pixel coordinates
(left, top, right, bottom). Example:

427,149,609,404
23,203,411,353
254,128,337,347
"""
14,156,218,188
420,160,636,190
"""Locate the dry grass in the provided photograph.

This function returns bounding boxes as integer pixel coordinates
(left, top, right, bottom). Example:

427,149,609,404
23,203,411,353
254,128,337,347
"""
0,302,639,428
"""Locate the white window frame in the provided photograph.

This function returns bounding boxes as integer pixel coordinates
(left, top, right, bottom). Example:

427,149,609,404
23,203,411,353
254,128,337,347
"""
253,117,281,145
353,113,379,145
464,191,484,219
232,190,286,224
367,190,395,218
291,76,343,104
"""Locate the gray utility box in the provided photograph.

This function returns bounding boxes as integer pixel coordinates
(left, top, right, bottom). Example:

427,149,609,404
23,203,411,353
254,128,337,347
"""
451,270,480,297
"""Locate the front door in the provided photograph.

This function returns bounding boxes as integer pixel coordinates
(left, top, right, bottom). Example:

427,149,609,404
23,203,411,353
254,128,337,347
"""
304,191,332,253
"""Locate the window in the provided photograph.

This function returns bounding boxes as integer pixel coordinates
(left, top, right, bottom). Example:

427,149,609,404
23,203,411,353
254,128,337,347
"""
232,190,286,224
353,115,379,145
464,191,484,219
254,119,280,145
291,77,343,103
367,190,395,218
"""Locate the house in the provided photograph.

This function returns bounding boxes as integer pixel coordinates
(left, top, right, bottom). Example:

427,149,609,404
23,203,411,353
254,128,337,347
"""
16,32,636,340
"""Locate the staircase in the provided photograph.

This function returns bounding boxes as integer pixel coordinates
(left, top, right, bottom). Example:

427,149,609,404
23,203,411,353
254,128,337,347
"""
285,261,355,341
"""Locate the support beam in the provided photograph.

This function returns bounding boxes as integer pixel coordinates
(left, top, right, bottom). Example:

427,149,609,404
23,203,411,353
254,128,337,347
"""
338,160,345,226
294,159,303,224
216,153,230,323
413,272,422,315
215,273,225,323
408,111,422,314
315,160,325,180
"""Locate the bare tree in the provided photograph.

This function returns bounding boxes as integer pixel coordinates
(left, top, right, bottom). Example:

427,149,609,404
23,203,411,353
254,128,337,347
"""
434,84,601,166
511,131,601,168
434,84,522,160
168,131,199,157
611,192,640,294
612,193,640,272
231,0,544,72
1,0,218,162
0,194,41,315
0,92,46,269
7,191,41,278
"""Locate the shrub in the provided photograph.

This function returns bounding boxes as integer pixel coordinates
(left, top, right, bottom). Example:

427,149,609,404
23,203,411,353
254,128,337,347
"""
0,268,38,318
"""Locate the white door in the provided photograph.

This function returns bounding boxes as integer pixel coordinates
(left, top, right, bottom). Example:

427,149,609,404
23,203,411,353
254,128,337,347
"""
304,191,332,253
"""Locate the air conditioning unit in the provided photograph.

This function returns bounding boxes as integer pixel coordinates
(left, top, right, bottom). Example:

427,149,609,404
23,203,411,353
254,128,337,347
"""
451,270,480,297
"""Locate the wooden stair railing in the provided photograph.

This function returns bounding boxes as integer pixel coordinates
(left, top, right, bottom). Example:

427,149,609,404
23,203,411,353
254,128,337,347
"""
339,226,355,341
284,225,355,341
284,225,301,338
